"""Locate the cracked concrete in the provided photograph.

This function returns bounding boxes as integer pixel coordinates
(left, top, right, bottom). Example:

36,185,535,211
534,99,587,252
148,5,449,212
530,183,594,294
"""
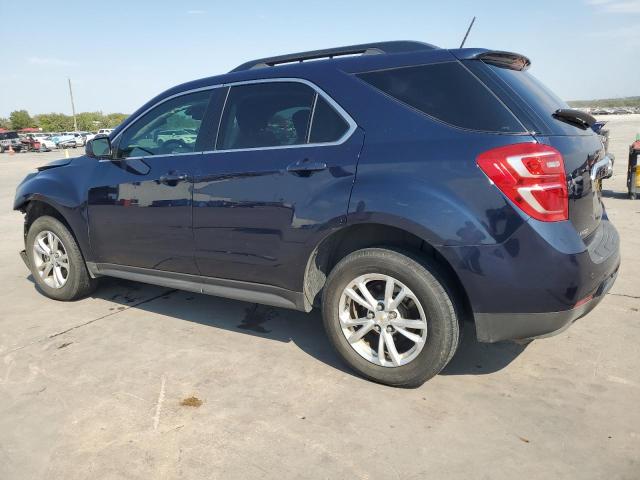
1,115,639,480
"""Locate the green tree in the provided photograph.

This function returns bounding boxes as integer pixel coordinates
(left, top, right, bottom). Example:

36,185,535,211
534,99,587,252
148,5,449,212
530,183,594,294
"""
34,113,74,132
104,113,128,128
9,110,35,130
0,117,10,129
77,111,105,131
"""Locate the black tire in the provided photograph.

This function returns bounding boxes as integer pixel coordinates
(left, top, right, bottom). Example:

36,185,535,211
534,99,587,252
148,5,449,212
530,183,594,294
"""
630,192,637,200
26,216,97,301
322,248,460,388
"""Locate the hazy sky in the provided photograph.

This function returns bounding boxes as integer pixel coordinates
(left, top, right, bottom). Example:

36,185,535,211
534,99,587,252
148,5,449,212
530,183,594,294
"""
1,0,639,117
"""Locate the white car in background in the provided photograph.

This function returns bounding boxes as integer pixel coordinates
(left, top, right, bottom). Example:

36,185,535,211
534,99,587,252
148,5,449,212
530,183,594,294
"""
38,136,57,151
84,128,114,144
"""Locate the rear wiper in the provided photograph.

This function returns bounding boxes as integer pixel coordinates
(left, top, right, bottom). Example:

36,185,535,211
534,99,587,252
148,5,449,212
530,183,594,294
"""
552,108,596,130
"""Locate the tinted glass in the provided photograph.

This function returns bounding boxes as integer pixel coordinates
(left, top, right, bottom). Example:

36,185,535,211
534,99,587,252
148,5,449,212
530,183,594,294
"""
0,132,19,140
310,96,349,143
116,90,212,158
217,82,315,150
357,62,525,133
484,64,587,136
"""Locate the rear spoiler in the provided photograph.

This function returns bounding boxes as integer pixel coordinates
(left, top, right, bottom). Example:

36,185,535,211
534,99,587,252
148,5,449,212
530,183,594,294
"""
450,48,531,71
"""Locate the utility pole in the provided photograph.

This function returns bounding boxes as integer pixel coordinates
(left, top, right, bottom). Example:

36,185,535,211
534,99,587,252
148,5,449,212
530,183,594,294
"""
460,16,476,48
68,77,78,131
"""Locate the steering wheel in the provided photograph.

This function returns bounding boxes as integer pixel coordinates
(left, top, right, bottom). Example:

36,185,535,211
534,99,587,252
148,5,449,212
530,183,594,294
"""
159,139,189,155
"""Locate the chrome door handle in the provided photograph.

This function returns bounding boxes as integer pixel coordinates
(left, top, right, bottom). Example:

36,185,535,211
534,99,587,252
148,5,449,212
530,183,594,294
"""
159,173,189,185
286,159,327,176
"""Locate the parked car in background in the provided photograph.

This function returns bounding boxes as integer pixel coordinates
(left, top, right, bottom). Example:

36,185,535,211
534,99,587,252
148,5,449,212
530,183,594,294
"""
20,134,57,152
0,131,23,153
84,129,114,144
51,133,80,148
13,41,620,387
154,129,198,148
63,132,87,147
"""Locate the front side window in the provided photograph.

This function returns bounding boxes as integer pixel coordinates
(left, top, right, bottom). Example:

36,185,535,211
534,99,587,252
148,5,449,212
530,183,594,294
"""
116,90,212,158
217,82,316,150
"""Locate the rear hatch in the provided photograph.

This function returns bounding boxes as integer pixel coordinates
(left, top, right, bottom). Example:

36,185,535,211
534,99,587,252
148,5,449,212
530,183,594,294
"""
460,52,605,239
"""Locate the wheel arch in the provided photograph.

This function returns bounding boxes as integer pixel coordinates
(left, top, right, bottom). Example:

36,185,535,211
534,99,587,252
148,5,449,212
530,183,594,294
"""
302,221,472,322
17,196,91,264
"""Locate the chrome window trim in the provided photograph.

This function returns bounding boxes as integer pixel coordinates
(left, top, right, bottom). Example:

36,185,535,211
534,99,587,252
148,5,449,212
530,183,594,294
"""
110,77,357,160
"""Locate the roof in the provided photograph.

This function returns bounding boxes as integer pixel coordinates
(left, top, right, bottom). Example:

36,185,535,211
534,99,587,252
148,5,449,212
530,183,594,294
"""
230,40,439,73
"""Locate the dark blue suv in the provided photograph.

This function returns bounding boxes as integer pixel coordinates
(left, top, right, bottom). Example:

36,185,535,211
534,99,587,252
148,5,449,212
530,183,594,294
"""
14,41,619,387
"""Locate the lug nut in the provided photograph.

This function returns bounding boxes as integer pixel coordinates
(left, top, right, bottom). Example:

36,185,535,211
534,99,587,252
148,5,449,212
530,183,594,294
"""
376,303,384,311
374,325,381,332
386,326,394,333
367,312,374,319
389,311,397,319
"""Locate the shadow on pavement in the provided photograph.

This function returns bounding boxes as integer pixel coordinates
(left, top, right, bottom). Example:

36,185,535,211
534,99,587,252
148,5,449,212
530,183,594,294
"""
441,322,528,375
601,189,629,199
27,275,528,379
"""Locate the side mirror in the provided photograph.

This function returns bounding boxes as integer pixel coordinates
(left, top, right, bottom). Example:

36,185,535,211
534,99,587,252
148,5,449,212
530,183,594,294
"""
86,135,112,159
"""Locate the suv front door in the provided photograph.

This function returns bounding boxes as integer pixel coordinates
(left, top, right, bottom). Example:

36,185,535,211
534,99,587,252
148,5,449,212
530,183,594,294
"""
193,80,364,291
87,89,215,274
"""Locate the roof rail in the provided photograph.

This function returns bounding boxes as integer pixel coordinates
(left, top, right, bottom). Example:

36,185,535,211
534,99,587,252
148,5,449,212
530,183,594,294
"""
230,41,438,73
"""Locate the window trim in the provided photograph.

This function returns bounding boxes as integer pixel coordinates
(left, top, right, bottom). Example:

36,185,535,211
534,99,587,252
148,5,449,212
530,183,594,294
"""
110,78,357,160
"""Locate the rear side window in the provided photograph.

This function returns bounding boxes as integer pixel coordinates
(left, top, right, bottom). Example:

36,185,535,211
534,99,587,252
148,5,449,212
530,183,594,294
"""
310,96,350,143
357,62,525,133
217,82,315,150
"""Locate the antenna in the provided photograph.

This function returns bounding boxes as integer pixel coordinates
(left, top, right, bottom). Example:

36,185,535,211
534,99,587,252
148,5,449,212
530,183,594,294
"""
460,16,476,48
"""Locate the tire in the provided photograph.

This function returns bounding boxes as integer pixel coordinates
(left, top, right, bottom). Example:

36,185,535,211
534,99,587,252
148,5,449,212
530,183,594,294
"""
0,145,4,153
26,216,97,301
322,248,460,388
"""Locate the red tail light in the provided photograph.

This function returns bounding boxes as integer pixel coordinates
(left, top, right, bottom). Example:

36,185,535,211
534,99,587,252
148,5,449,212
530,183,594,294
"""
477,143,568,222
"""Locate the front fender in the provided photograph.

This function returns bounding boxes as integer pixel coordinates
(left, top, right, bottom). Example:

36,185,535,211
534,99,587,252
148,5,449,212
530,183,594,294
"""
14,158,95,261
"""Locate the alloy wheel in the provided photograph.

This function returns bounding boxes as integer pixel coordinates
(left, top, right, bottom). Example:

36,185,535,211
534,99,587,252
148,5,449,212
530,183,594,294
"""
338,274,428,367
32,230,70,289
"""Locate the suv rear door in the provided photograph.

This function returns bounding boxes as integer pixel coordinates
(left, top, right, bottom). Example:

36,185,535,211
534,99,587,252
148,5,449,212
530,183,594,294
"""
193,79,364,291
461,54,606,239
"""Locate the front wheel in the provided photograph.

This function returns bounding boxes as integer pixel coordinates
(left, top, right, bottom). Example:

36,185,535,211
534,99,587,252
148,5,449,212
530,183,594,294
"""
26,216,97,301
322,248,460,387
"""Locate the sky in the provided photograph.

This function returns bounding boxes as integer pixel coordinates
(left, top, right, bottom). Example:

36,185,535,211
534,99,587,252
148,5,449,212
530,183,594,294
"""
1,0,639,117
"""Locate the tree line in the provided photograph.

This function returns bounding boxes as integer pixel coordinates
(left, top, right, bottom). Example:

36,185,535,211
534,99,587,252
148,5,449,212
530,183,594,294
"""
568,96,640,109
0,110,129,132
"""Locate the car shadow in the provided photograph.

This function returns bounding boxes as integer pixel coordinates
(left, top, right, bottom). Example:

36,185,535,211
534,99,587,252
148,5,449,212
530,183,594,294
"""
601,189,629,199
441,322,528,376
26,275,528,379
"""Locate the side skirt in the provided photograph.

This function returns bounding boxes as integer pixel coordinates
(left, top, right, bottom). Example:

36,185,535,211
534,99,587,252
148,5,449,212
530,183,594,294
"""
86,262,309,312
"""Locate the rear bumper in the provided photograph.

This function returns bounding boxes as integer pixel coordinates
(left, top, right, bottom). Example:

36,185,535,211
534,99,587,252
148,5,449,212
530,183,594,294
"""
475,263,618,343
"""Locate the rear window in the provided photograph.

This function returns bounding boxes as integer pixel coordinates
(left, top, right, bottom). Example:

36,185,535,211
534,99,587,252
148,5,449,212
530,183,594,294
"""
0,132,19,140
356,62,525,133
480,63,588,136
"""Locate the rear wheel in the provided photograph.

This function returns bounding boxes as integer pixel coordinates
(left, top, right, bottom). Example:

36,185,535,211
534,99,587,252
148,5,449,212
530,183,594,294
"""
26,216,97,301
322,248,460,387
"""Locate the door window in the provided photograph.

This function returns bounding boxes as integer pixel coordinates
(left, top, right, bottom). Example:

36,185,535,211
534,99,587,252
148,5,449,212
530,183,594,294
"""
116,90,212,158
309,96,350,143
216,82,316,150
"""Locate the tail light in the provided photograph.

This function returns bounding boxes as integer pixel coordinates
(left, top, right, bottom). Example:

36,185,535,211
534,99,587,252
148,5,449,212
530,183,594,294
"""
477,143,568,222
